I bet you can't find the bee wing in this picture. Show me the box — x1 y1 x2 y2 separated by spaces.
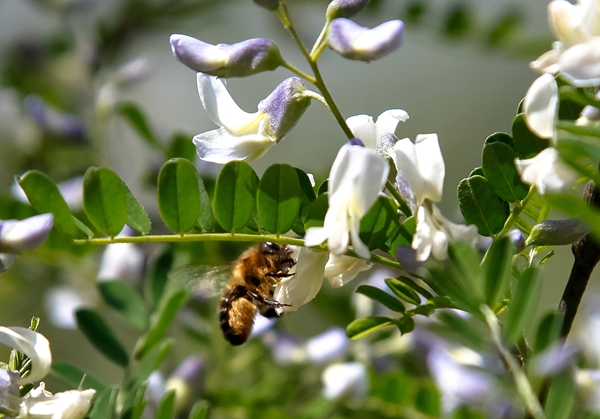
168 264 232 298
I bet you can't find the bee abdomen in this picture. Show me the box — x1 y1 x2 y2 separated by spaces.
219 285 256 346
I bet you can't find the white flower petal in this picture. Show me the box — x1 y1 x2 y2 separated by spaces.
524 74 558 140
304 226 330 248
273 248 328 311
374 109 409 141
192 127 275 163
345 114 377 149
196 73 265 134
548 0 589 46
20 383 96 419
515 147 579 194
394 134 445 204
530 47 562 74
324 254 372 288
322 362 368 400
0 327 51 384
560 37 600 87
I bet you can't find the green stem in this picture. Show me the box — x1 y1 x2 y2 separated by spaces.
481 305 546 419
386 179 412 217
281 61 316 84
72 233 403 271
498 187 536 237
309 20 330 61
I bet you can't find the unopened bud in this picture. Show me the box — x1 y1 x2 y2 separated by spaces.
348 138 365 147
526 218 590 247
252 0 279 10
0 254 15 274
328 18 404 61
170 34 283 78
0 214 54 253
326 0 370 19
257 77 311 139
507 229 526 253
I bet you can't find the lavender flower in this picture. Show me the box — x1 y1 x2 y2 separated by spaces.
328 18 404 61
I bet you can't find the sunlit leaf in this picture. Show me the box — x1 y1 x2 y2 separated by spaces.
346 316 393 339
356 285 406 313
88 385 119 419
385 277 422 305
75 309 129 367
359 196 399 251
257 164 301 235
123 183 151 235
213 161 259 233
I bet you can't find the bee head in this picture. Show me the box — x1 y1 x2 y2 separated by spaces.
259 242 281 254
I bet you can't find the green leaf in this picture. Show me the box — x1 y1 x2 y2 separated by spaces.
317 180 328 195
447 241 485 302
304 193 328 230
533 311 564 354
118 102 162 151
75 308 129 367
356 285 406 313
359 196 399 251
130 339 173 385
88 385 119 419
385 277 422 305
469 167 485 178
396 316 415 334
51 362 105 391
291 168 317 236
146 246 174 308
257 164 301 234
545 369 575 419
156 390 176 419
129 384 148 419
512 113 548 159
158 158 202 233
189 401 209 419
505 266 542 344
196 173 214 232
484 132 515 149
482 142 529 202
17 170 91 239
458 175 509 236
346 316 393 339
83 167 128 237
167 133 196 161
134 289 190 359
123 183 151 235
98 281 149 330
213 161 259 233
483 236 515 308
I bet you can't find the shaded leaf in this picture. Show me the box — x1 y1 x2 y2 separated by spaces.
156 390 176 419
484 132 515 149
291 168 317 236
167 133 196 161
123 183 151 235
458 175 509 236
213 161 259 233
483 236 515 308
482 142 529 202
130 339 173 386
189 401 209 419
75 308 129 367
545 369 575 419
512 113 548 159
118 102 162 151
51 362 105 391
304 193 328 230
396 316 415 334
359 196 399 251
98 280 149 330
88 386 119 419
534 311 564 355
356 285 406 313
257 164 301 234
83 167 128 237
505 266 542 344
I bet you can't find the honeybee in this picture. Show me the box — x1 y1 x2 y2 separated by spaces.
219 242 296 345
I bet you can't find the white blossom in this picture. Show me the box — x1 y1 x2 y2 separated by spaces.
523 74 559 140
304 143 389 259
0 327 51 385
321 362 368 400
345 109 408 151
515 147 579 194
323 253 371 288
18 383 95 419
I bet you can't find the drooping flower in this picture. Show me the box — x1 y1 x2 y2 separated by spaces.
0 214 53 254
515 147 579 194
328 18 404 61
321 362 368 400
393 134 477 261
193 74 312 163
170 35 284 78
523 73 559 140
18 383 95 419
326 0 370 19
0 327 51 384
304 143 389 259
323 254 371 288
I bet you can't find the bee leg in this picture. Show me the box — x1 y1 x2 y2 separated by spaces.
248 291 292 308
265 272 295 279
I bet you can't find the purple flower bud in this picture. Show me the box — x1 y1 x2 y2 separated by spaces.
348 138 365 146
252 0 279 11
328 18 404 61
257 77 311 139
170 34 283 78
0 369 19 415
0 214 53 253
507 229 525 253
526 218 590 247
326 0 370 19
24 95 86 142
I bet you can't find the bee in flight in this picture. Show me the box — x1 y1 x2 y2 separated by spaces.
219 242 296 346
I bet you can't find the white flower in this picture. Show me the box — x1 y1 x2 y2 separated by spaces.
523 74 559 140
193 74 311 163
321 362 368 400
345 109 408 151
0 327 51 384
323 254 371 288
394 134 477 261
304 144 389 259
393 134 445 205
515 147 579 194
272 247 329 312
18 383 95 419
413 203 477 262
